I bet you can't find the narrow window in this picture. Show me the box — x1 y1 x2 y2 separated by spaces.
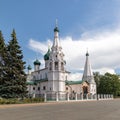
43 86 46 90
33 87 35 90
61 62 64 70
38 87 40 91
49 62 52 70
55 62 58 70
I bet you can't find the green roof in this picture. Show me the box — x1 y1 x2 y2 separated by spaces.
34 59 41 65
54 27 59 32
86 51 89 56
26 81 36 85
27 80 83 86
27 65 32 70
44 48 50 60
26 79 48 85
65 80 83 85
34 79 48 83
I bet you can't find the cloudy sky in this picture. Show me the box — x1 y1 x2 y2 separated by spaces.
0 0 120 79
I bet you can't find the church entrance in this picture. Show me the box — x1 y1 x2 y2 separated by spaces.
83 86 88 99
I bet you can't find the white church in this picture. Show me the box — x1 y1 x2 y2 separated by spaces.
27 23 96 100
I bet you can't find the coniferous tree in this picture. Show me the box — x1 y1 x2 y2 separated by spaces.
5 29 27 98
0 31 8 97
0 31 5 79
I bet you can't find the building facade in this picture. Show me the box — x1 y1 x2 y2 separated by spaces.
27 24 96 100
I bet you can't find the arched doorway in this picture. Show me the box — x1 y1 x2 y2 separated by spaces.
83 86 88 99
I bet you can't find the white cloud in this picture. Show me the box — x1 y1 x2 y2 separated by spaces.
94 68 115 75
28 28 120 80
68 72 83 81
28 39 52 55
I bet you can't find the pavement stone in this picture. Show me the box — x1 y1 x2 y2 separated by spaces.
0 99 120 120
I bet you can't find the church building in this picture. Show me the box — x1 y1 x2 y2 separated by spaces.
27 23 96 100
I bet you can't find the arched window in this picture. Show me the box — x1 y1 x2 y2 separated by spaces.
43 86 46 90
38 87 40 91
83 86 88 94
33 87 35 90
61 62 64 70
55 62 58 70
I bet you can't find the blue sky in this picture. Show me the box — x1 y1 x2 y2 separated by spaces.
0 0 120 77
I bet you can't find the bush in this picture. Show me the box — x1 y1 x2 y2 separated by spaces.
23 98 44 103
0 97 44 104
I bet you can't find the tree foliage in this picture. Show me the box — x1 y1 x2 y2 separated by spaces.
0 31 8 97
0 30 27 98
93 72 100 94
94 72 120 97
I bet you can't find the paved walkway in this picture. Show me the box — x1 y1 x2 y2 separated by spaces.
0 99 120 120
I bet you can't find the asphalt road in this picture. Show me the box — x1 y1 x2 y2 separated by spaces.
0 99 120 120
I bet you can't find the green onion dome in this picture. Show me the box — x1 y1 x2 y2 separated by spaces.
44 48 50 61
27 65 32 70
34 59 41 65
86 52 89 56
54 26 59 32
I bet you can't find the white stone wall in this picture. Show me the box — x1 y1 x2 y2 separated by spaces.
66 84 82 94
90 83 96 95
52 80 59 91
47 81 54 91
31 68 48 81
66 82 91 95
27 85 36 95
28 82 48 95
39 82 48 94
34 65 40 71
58 80 65 92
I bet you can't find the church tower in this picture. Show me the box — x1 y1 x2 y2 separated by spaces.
47 22 66 96
82 51 96 95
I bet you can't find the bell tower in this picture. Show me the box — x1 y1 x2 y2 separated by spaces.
47 21 66 95
49 21 65 72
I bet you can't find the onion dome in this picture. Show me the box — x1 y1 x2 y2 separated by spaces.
34 59 41 65
44 48 50 61
27 65 32 70
54 19 59 32
54 26 59 32
86 52 89 56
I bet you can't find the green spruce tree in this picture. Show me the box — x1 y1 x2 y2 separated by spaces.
0 31 5 80
6 29 27 98
0 31 8 98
